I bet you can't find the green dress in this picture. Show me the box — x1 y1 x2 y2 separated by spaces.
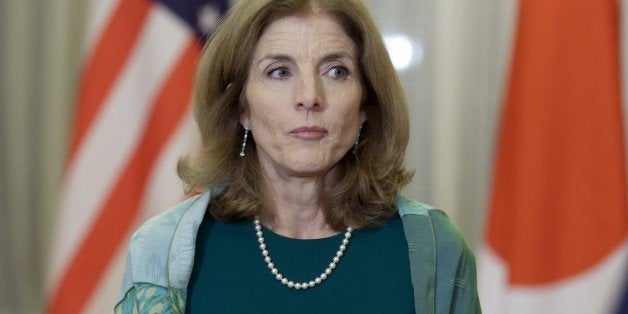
186 216 415 313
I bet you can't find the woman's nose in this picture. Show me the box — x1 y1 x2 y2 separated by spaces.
294 72 324 111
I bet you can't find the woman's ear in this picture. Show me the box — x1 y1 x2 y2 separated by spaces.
359 111 367 125
238 84 250 130
239 112 250 130
237 83 251 130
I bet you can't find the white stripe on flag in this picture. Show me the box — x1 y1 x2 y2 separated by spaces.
83 0 121 54
479 240 628 314
137 110 198 222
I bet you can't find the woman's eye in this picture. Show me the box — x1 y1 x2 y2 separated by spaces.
328 66 349 78
268 67 290 79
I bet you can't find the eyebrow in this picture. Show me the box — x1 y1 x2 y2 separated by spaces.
257 54 295 66
321 52 354 62
256 51 356 67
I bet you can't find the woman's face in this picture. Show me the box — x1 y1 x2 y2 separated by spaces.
242 14 365 179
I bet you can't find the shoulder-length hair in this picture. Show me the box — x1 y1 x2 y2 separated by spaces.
178 0 413 230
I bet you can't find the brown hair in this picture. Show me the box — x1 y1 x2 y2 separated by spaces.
178 0 413 230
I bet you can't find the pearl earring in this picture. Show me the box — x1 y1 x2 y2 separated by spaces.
239 128 249 157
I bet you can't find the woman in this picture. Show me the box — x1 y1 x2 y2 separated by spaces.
115 0 481 313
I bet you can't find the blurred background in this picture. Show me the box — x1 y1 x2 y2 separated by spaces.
0 0 626 313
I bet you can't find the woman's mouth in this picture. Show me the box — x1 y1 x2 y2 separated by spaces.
290 126 328 140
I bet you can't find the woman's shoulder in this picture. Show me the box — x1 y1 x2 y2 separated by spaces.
132 191 209 239
395 195 471 255
395 194 436 217
124 190 211 288
395 195 480 312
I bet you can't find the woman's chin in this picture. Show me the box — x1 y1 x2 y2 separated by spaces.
283 165 333 178
256 148 348 179
276 159 339 179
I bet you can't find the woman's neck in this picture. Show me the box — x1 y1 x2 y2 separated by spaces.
259 173 338 239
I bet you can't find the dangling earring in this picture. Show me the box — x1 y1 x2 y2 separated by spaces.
239 128 249 157
353 124 362 155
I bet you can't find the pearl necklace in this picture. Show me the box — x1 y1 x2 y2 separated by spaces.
253 219 353 290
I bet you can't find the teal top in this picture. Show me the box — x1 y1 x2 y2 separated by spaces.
115 190 481 314
186 216 414 313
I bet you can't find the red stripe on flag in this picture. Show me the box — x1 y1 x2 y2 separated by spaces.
487 0 627 285
68 0 152 163
47 40 200 313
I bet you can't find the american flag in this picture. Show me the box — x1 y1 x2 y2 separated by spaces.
46 0 228 312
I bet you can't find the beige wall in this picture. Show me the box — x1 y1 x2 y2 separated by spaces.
364 0 517 245
1 0 87 311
